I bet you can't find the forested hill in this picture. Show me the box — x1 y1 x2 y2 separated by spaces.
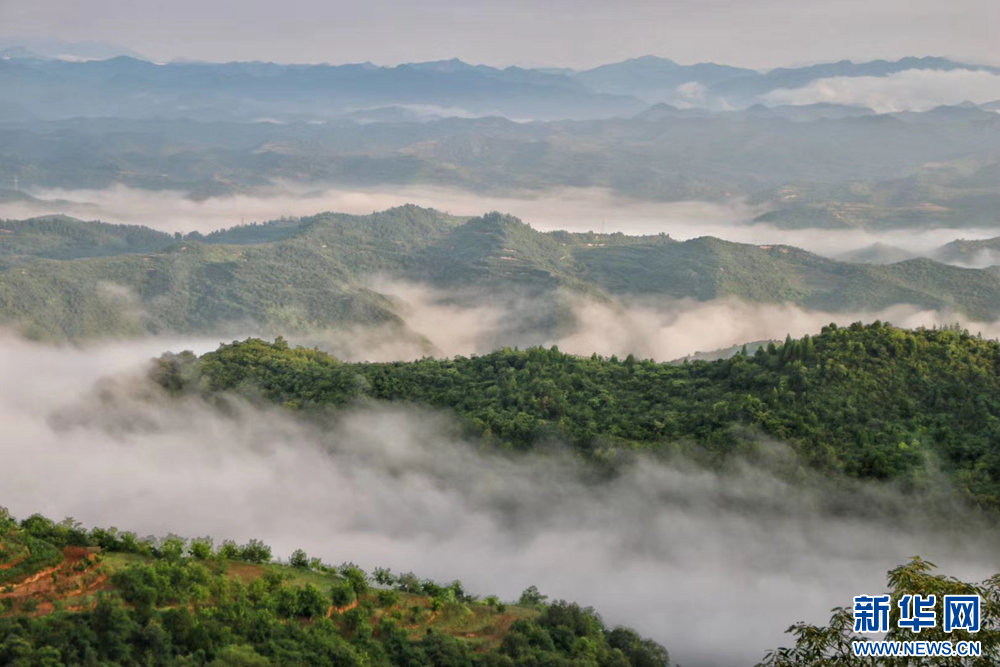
159 323 1000 509
5 207 1000 340
0 214 173 269
0 509 670 667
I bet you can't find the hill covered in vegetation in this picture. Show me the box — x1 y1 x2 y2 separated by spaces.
4 208 1000 340
0 508 669 667
745 158 1000 231
934 236 1000 267
0 215 174 269
157 323 1000 510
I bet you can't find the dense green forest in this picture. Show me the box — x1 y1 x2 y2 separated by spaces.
158 323 1000 510
3 207 1000 340
0 509 669 667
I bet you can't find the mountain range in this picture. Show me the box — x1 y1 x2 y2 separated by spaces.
1 50 997 121
3 207 1000 342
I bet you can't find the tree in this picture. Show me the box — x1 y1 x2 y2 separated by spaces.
218 540 240 560
340 565 369 597
758 558 1000 666
396 572 422 593
518 585 548 607
609 627 670 667
0 507 15 535
159 535 186 561
373 567 395 586
239 539 272 564
289 549 309 569
189 537 214 560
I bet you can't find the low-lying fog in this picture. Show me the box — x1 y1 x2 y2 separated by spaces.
4 297 1000 666
297 284 1000 363
3 184 998 260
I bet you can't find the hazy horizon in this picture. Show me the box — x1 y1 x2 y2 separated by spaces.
2 0 997 69
2 40 998 72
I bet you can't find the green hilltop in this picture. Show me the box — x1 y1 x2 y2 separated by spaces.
0 214 174 269
159 323 1000 510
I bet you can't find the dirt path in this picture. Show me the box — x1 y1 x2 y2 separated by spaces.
1 563 64 592
0 552 29 571
327 598 360 618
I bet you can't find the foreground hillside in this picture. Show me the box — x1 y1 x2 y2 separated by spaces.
159 323 1000 509
4 208 1000 340
0 509 669 667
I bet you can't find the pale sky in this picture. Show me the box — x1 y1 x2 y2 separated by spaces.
0 0 997 69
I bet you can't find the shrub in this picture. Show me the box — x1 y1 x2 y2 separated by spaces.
189 537 214 560
330 581 356 608
297 584 329 618
377 589 400 607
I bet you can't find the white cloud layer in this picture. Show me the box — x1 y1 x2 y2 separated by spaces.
0 184 752 237
763 68 1000 112
306 282 1000 363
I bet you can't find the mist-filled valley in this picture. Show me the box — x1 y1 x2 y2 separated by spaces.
3 5 1000 666
3 332 1000 667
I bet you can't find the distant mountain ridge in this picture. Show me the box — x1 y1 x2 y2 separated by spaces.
0 55 645 122
569 55 758 101
0 51 995 121
709 56 1000 101
0 38 145 61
